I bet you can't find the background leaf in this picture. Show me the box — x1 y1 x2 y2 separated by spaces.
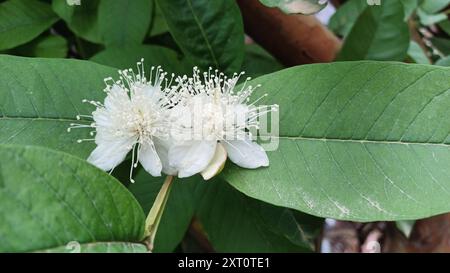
259 0 327 15
407 41 430 64
128 171 200 253
0 145 145 252
436 56 450 66
41 242 147 253
52 0 102 44
328 0 367 37
419 0 450 14
156 0 245 74
148 3 169 37
97 0 152 47
8 35 68 58
52 0 152 47
395 220 415 238
242 44 284 79
338 1 410 61
0 0 58 51
439 20 450 36
400 0 419 21
431 37 450 56
417 8 447 26
197 178 322 252
90 45 192 74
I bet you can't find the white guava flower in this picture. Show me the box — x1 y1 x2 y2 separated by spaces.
168 67 278 179
68 61 179 181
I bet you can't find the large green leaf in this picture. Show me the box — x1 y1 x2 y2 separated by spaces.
0 55 117 158
197 178 322 252
52 0 152 47
223 61 450 222
0 0 58 51
0 145 145 252
156 0 244 74
338 1 410 61
259 0 327 15
90 45 192 74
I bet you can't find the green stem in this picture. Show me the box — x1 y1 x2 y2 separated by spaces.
144 175 174 252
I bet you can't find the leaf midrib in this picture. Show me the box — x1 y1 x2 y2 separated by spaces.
2 116 448 147
276 136 450 147
185 0 220 68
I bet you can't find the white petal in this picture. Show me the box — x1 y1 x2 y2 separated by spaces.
104 84 130 111
168 105 193 142
87 139 133 171
200 142 227 180
222 139 269 169
139 142 162 177
169 140 217 178
153 137 178 176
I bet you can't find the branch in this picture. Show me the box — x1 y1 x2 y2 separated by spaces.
237 0 342 66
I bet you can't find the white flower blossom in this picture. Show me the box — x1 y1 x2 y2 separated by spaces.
68 60 179 181
168 67 278 179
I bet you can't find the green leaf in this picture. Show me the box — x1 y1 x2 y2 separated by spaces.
328 0 367 37
197 178 322 252
0 55 117 158
128 171 200 253
156 0 245 74
8 35 68 58
407 40 430 64
52 0 152 47
400 0 419 21
242 44 284 79
395 220 415 238
417 8 447 26
90 45 192 74
420 0 450 14
0 145 145 252
223 61 450 222
97 0 152 47
40 242 147 253
338 1 410 61
259 0 327 15
435 56 450 66
0 0 58 51
52 0 101 43
439 20 450 36
149 3 169 37
431 37 450 56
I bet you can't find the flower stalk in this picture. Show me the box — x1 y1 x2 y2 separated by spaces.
144 175 174 252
